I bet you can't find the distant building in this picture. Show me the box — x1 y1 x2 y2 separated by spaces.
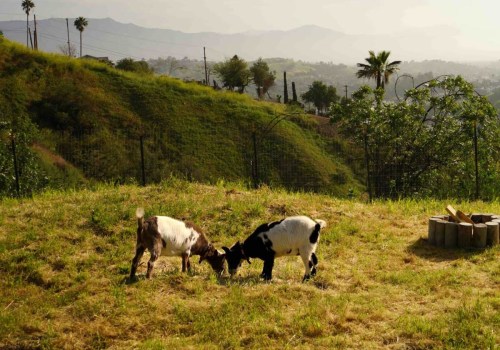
80 55 112 64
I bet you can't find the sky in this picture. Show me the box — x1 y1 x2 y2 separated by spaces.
0 0 497 35
2 0 500 60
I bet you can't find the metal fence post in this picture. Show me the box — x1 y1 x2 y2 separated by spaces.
11 133 20 197
140 135 146 186
364 130 372 202
473 120 479 200
252 131 258 189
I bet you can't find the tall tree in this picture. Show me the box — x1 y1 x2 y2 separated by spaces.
21 0 35 48
356 50 401 89
250 58 276 99
302 81 339 115
74 17 88 58
331 76 500 199
115 58 153 75
213 55 251 93
292 82 297 103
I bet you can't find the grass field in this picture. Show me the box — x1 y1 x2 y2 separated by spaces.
0 180 498 349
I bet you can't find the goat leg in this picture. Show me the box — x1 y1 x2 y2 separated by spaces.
181 253 190 272
260 256 274 280
130 246 145 279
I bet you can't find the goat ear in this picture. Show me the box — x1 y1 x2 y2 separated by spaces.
222 246 231 255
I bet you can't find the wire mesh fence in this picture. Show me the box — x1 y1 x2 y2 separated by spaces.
0 117 498 200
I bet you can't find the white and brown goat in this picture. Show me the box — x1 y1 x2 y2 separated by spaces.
130 208 225 279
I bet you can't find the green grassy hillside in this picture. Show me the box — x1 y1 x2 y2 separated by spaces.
0 181 498 349
0 38 362 197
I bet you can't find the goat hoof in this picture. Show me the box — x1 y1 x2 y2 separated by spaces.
302 274 311 282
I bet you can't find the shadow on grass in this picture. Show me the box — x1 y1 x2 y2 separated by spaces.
216 274 265 286
121 266 325 288
122 275 145 285
406 237 488 262
122 267 214 285
215 274 328 289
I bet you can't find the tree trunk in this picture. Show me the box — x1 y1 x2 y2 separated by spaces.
472 224 487 248
80 31 82 57
26 14 29 48
458 223 473 248
428 218 440 245
485 222 499 246
444 222 458 248
435 220 446 247
283 71 288 104
481 214 494 223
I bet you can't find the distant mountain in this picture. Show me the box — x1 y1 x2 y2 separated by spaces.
2 17 498 63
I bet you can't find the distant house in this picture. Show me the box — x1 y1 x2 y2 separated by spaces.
80 55 112 64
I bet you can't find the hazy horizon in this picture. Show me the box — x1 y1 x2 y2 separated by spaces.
2 0 498 35
2 0 500 62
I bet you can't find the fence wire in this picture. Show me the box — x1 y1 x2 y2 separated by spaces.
0 117 497 200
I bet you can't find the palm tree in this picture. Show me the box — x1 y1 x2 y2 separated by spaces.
21 0 35 48
74 17 88 57
356 50 401 89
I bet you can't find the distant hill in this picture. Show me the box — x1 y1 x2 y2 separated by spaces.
3 17 500 63
149 56 500 104
4 17 500 107
0 38 363 196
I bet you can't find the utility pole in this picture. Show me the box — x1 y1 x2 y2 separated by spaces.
28 27 34 49
344 85 348 99
33 14 38 50
66 18 71 57
203 47 208 86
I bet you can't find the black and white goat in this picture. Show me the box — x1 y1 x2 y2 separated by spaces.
222 216 326 281
130 208 225 280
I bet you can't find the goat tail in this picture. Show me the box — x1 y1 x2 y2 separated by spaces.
136 207 145 232
315 219 327 229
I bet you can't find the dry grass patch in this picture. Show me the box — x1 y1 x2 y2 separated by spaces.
0 181 499 349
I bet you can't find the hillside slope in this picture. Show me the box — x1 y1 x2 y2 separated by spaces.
0 38 362 197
